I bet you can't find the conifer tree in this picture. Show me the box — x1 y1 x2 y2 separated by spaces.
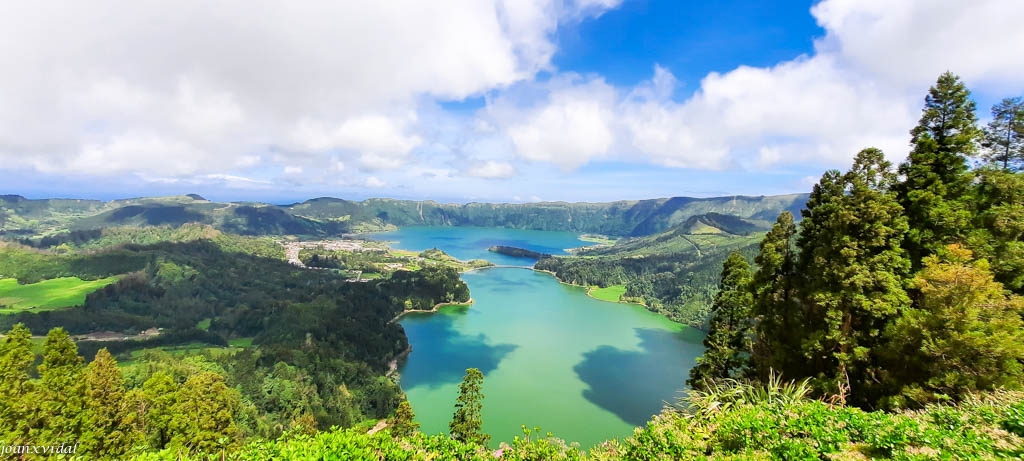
883 245 1024 406
82 348 138 459
896 72 981 265
968 167 1024 292
688 251 753 388
981 97 1024 170
796 148 911 404
0 324 35 444
449 368 489 446
389 399 420 439
140 371 178 449
749 212 799 380
34 327 87 445
169 371 240 453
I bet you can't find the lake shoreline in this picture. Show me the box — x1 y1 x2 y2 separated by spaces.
533 268 649 309
389 298 475 324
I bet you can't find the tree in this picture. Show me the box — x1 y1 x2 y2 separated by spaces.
967 167 1024 292
389 399 420 439
34 327 87 445
688 251 753 388
449 368 489 446
82 348 138 459
168 371 241 454
896 72 981 265
981 97 1024 170
749 212 799 380
139 371 178 449
796 149 911 404
883 245 1024 407
0 324 35 444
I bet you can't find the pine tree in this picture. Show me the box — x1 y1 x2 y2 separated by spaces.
688 251 753 389
749 212 799 380
82 348 138 459
981 97 1024 170
796 148 911 404
34 327 87 445
0 324 35 444
883 245 1024 407
449 368 489 446
896 72 981 265
389 399 420 439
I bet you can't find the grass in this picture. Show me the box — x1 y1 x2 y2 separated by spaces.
196 318 212 330
228 337 254 348
588 284 627 302
0 276 119 313
579 234 617 246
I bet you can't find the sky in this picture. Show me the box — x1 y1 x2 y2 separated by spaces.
1 0 1022 204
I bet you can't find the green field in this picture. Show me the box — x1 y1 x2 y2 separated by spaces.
0 276 119 313
588 284 627 302
228 337 254 348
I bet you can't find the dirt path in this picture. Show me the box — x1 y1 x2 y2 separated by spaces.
366 419 388 435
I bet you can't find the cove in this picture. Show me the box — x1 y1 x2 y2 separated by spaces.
372 227 705 448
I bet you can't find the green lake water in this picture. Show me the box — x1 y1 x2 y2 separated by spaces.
373 227 705 448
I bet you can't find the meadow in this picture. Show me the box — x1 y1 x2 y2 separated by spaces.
587 284 627 302
0 276 118 313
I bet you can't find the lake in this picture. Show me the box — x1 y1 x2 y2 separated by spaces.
372 226 705 448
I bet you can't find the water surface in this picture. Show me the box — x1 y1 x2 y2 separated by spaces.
374 227 704 448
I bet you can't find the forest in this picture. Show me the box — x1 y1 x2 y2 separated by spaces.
0 226 472 457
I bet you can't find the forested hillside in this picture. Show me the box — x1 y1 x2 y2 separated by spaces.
538 223 764 327
1 193 806 240
0 229 472 457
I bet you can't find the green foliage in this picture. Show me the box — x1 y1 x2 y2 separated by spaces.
882 245 1024 407
749 212 800 380
0 323 35 444
450 368 490 446
537 231 762 328
896 72 980 265
615 381 1024 460
388 399 420 439
82 348 139 459
981 96 1024 170
792 148 911 403
33 328 87 445
969 167 1024 292
168 371 241 453
688 251 753 388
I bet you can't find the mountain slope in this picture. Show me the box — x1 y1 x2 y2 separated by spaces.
1 193 807 239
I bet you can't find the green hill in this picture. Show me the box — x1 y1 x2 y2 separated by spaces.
1 193 807 240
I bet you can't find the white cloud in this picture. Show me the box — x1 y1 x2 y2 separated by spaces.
365 176 387 188
2 0 1021 196
498 76 618 168
487 0 1024 171
0 0 619 177
465 160 518 178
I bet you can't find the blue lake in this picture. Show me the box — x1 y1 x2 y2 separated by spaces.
370 226 704 448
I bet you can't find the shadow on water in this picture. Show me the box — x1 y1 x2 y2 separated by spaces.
574 327 704 426
399 312 518 391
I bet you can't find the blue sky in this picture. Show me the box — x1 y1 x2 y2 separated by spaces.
1 0 1021 204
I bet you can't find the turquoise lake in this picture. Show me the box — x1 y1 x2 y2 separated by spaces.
371 227 705 448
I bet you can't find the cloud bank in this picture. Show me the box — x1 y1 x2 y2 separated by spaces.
0 0 1021 198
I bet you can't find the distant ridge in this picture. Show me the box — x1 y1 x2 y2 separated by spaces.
1 193 808 239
